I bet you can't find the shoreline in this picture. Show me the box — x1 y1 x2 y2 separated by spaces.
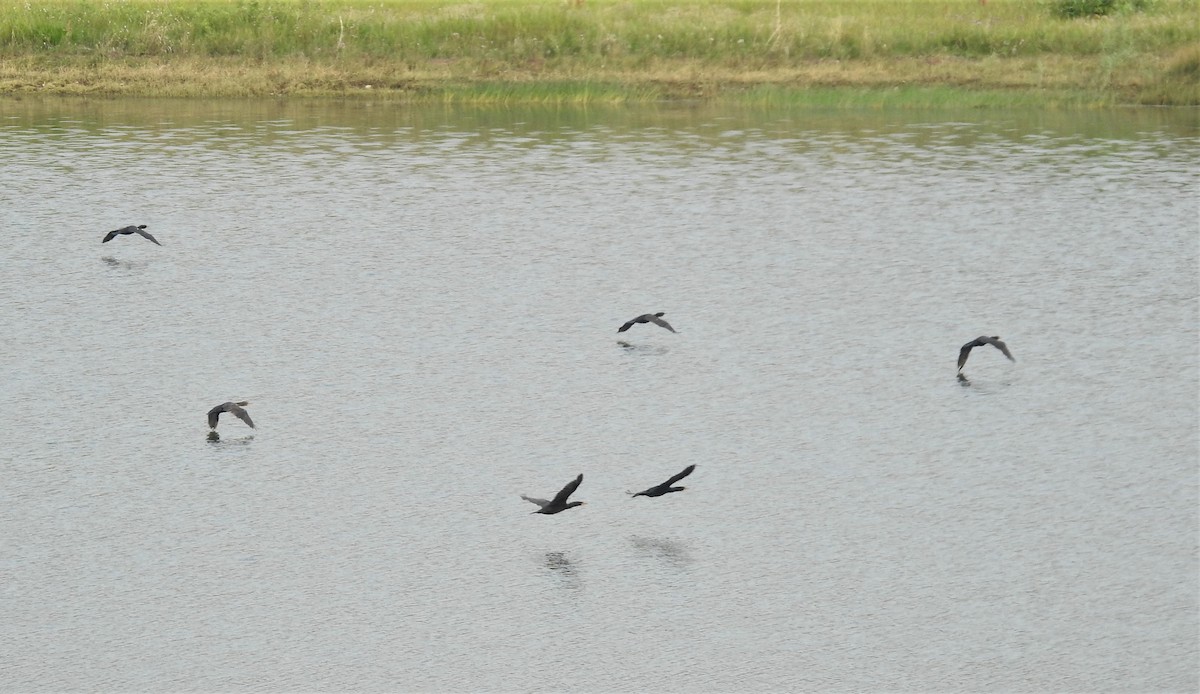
2 0 1197 106
3 55 1195 107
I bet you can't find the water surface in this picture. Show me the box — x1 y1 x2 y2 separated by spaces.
1 97 1196 691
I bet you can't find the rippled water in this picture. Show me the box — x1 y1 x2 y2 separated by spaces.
1 98 1196 691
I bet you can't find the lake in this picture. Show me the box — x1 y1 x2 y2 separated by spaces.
1 97 1196 691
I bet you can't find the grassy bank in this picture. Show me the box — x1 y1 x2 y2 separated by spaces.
1 0 1197 105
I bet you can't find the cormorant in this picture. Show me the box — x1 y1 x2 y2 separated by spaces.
958 336 1014 371
629 464 695 498
522 474 585 514
207 401 254 430
102 225 161 246
618 312 675 333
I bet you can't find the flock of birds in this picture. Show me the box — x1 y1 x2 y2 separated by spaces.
105 224 1017 517
519 464 699 516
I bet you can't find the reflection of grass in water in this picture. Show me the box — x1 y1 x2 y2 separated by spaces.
728 84 1115 109
0 0 1196 104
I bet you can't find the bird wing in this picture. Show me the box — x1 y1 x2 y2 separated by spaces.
649 316 676 332
957 343 973 370
520 495 550 508
663 464 696 486
102 228 122 243
229 404 255 428
991 339 1015 362
550 474 583 506
618 319 636 333
136 228 162 246
207 405 223 428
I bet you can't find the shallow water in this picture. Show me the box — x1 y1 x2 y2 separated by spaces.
1 97 1196 691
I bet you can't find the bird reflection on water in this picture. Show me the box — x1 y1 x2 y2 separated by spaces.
206 431 255 445
101 256 142 270
543 552 581 590
630 536 692 567
617 341 670 355
956 371 1019 391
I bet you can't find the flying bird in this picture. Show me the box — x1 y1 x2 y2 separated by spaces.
957 336 1015 371
522 474 585 515
618 312 675 333
629 464 696 498
102 225 162 246
207 401 254 430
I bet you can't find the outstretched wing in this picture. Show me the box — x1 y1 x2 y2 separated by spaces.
618 319 636 333
649 316 676 333
663 464 696 486
207 405 223 429
957 342 973 370
228 403 255 428
990 338 1015 362
102 228 123 243
520 495 550 508
550 474 583 506
136 228 163 246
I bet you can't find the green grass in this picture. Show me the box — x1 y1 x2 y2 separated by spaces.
0 0 1197 104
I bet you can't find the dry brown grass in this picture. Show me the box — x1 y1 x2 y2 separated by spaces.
1 0 1196 104
0 53 1179 103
